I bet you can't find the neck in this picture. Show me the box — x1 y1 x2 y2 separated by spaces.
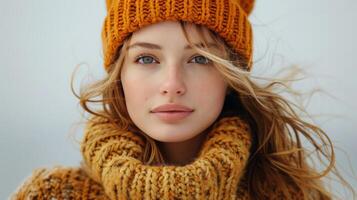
157 126 212 166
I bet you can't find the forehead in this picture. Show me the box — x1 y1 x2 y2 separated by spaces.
130 20 215 45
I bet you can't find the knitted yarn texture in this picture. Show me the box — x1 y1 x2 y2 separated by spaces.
10 115 306 199
80 115 252 199
102 0 255 72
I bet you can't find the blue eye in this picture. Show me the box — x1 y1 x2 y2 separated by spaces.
134 54 211 65
191 55 211 65
135 55 158 65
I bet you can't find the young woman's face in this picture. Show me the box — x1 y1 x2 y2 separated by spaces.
121 21 228 142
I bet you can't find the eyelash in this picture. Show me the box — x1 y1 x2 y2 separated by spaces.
134 54 212 65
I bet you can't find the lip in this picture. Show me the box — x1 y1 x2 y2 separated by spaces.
150 103 194 123
151 103 194 113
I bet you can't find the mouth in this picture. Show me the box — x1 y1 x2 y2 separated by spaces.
153 111 190 113
150 110 193 122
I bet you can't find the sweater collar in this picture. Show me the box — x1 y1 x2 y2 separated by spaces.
80 115 252 199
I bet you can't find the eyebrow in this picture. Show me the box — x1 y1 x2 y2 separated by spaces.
127 42 220 50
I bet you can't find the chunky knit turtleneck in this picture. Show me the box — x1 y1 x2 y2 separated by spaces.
80 115 252 199
11 115 304 199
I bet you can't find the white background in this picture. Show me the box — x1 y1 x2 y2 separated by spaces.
1 0 356 199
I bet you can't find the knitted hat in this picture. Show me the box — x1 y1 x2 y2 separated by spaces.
102 0 255 72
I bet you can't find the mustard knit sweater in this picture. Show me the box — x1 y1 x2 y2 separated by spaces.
11 115 302 199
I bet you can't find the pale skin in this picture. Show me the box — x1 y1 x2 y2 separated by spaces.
120 20 228 166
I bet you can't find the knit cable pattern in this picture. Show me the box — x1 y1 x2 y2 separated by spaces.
80 115 252 199
102 0 255 72
10 115 306 199
10 166 110 200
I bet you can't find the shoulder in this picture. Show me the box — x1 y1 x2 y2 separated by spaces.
10 165 109 200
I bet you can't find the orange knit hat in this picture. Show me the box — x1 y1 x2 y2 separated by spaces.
102 0 255 72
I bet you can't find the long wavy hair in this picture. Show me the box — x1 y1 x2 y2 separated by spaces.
71 20 356 199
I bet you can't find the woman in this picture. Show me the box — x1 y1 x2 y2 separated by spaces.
11 0 355 199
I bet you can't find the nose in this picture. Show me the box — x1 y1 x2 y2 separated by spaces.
159 65 186 96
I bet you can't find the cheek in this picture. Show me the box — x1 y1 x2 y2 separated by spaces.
124 82 143 101
193 73 227 111
121 70 153 111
